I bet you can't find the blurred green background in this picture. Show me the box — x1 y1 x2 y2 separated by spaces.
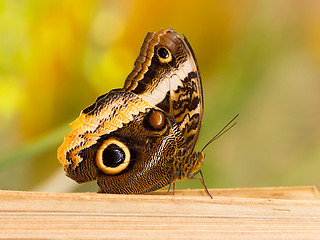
0 0 319 193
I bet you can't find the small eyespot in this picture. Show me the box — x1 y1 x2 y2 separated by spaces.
144 109 167 131
157 47 172 63
158 47 169 59
96 138 130 175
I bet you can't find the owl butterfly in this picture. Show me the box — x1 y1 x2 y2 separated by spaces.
58 28 213 197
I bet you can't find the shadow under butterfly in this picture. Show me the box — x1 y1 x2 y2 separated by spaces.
57 28 238 198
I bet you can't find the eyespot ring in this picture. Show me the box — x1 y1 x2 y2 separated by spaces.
96 138 130 175
157 47 172 63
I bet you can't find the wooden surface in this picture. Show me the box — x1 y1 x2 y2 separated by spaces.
1 186 320 239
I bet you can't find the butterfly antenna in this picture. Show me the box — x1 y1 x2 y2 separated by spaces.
201 114 239 152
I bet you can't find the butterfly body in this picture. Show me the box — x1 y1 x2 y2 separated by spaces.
58 28 205 194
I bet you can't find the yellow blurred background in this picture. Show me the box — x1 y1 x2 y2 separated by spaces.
0 0 320 193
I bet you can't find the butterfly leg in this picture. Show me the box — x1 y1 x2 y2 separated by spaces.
187 170 213 199
166 171 176 196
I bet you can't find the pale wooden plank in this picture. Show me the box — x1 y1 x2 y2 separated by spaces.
0 187 320 239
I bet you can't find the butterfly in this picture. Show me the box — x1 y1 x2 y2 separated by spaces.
58 28 214 197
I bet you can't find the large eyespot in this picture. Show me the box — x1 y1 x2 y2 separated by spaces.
96 138 130 175
143 109 167 131
157 47 172 63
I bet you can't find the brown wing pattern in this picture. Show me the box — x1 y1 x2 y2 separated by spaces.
57 29 204 194
124 28 203 152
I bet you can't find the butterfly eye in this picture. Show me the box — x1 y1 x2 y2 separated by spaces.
157 47 172 63
96 138 130 175
144 109 167 131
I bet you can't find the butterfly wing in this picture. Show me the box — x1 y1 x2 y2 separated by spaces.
124 28 203 152
57 29 203 194
58 89 181 193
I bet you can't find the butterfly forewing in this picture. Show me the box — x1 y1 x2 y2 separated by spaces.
123 28 203 152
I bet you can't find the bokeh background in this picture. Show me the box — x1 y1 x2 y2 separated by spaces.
1 0 320 193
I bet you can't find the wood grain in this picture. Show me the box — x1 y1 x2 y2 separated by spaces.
1 186 320 239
